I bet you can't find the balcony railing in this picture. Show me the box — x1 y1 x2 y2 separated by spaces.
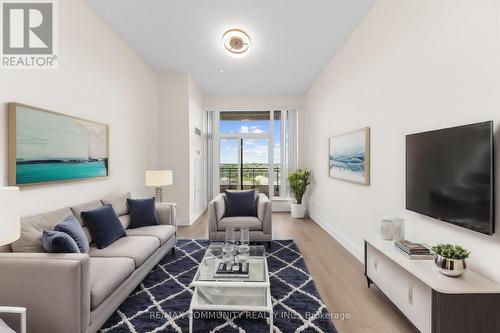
220 166 280 196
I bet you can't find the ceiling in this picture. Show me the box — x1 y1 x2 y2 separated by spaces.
82 0 376 96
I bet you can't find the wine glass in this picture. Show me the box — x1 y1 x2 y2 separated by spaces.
223 227 236 267
225 227 236 250
237 228 250 263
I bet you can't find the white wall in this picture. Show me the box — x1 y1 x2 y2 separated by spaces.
157 73 206 225
301 0 500 282
157 73 190 223
0 0 159 216
188 77 206 222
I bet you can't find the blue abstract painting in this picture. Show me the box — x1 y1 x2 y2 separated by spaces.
9 103 109 186
329 127 370 185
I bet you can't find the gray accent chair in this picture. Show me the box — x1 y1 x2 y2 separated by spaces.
208 192 272 245
0 193 177 333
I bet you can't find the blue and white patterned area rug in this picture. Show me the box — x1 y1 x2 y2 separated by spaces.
99 240 337 333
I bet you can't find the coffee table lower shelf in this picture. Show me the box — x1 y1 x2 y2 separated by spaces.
188 285 273 333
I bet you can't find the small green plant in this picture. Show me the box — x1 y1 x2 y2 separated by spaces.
287 169 312 205
432 244 470 260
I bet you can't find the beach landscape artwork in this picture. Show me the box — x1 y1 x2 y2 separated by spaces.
8 103 109 186
329 127 370 185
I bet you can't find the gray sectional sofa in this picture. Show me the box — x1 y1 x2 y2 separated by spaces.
0 193 177 333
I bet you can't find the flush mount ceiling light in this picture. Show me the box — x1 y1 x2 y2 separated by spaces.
222 29 251 58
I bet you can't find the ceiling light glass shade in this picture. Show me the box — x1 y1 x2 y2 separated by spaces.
222 29 251 58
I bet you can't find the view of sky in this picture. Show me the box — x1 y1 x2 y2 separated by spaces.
220 119 281 164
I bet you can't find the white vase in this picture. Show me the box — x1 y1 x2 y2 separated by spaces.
380 219 394 240
392 218 405 241
291 203 305 218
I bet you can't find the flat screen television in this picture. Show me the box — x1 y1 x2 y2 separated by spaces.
406 121 494 235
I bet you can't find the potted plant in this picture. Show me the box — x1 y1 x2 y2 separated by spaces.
432 243 470 277
287 168 312 218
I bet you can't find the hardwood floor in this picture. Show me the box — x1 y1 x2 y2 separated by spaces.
178 212 417 333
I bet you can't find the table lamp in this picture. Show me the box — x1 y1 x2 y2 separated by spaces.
146 170 173 202
0 187 20 246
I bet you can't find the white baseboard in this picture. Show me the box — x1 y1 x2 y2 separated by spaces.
308 210 364 263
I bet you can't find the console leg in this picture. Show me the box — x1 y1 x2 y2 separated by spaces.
366 276 372 288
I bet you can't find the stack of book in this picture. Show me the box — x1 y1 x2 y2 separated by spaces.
395 240 434 260
214 261 250 278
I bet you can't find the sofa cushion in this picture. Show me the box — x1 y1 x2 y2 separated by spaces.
70 200 103 243
89 257 135 310
89 236 160 268
81 205 126 249
41 230 81 253
54 215 89 253
70 200 103 225
218 216 263 231
225 190 257 217
12 207 73 253
118 214 131 229
126 225 175 245
101 192 131 216
127 198 159 229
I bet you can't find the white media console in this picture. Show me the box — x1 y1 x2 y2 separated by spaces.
364 238 500 333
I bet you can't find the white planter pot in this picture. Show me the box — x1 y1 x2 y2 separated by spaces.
290 203 305 218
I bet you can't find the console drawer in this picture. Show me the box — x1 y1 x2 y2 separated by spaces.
366 243 432 333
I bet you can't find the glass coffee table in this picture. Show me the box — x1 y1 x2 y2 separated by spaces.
188 244 272 333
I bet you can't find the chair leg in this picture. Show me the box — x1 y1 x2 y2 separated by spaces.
171 247 176 255
267 241 272 249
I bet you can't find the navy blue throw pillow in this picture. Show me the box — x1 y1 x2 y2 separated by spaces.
225 190 257 217
54 215 89 253
127 197 159 229
81 205 126 249
42 230 81 253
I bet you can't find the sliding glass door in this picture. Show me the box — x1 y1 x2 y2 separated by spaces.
219 138 270 196
242 138 269 194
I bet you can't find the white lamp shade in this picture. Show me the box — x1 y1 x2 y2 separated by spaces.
146 170 173 187
0 187 20 246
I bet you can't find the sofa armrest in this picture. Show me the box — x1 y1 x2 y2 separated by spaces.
212 194 226 221
208 194 226 234
0 253 90 333
155 202 177 229
257 193 272 235
208 202 217 234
